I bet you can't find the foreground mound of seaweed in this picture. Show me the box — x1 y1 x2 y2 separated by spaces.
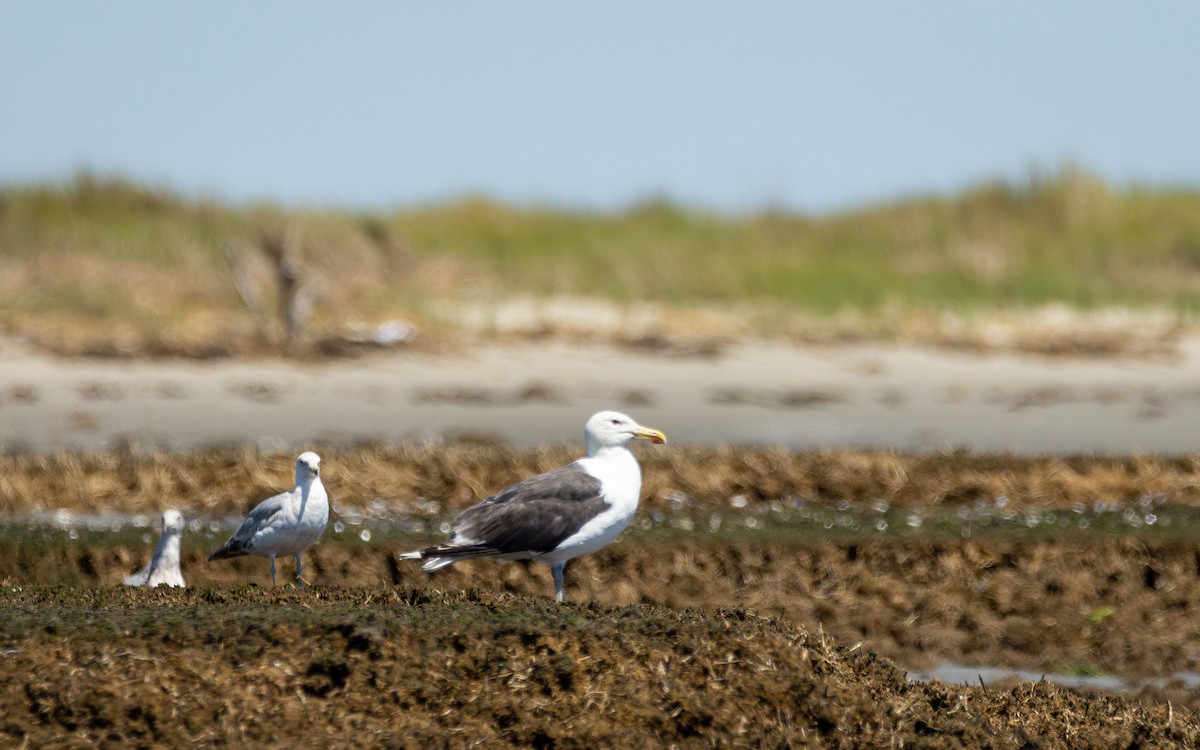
0 587 1193 748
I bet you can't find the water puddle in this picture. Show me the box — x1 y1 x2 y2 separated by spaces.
908 663 1200 695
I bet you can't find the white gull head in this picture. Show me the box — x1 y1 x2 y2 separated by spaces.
161 509 185 536
583 411 667 456
295 451 321 485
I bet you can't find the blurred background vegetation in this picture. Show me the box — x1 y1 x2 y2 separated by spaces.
1 169 1198 357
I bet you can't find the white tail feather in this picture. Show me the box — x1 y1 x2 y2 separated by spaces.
398 549 456 571
420 557 455 572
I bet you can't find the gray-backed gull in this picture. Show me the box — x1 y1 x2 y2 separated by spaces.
208 451 329 586
124 509 186 588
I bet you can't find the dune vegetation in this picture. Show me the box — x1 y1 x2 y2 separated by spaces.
1 169 1199 356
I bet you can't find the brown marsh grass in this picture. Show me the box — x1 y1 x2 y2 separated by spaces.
3 444 1199 518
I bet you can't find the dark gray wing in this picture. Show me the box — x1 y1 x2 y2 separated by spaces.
445 462 608 555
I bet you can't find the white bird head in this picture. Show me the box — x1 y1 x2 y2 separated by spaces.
161 509 185 535
583 411 667 455
295 452 322 483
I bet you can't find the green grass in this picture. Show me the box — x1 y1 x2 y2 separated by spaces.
3 168 1200 352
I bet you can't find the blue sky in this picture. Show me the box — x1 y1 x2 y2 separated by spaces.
2 2 1198 214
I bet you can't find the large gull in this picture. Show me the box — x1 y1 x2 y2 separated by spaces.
401 410 666 601
208 451 329 586
123 509 186 588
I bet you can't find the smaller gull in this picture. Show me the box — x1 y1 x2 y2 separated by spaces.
208 451 329 586
401 411 666 601
123 509 186 588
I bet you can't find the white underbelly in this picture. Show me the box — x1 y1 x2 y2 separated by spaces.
252 505 328 557
536 499 637 563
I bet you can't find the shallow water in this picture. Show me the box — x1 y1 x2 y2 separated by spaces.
8 494 1200 540
909 663 1200 694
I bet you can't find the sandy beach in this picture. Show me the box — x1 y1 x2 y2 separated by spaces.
1 335 1197 455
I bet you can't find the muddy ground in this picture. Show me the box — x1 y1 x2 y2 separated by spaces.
11 529 1200 687
3 447 1200 746
2 586 1196 749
